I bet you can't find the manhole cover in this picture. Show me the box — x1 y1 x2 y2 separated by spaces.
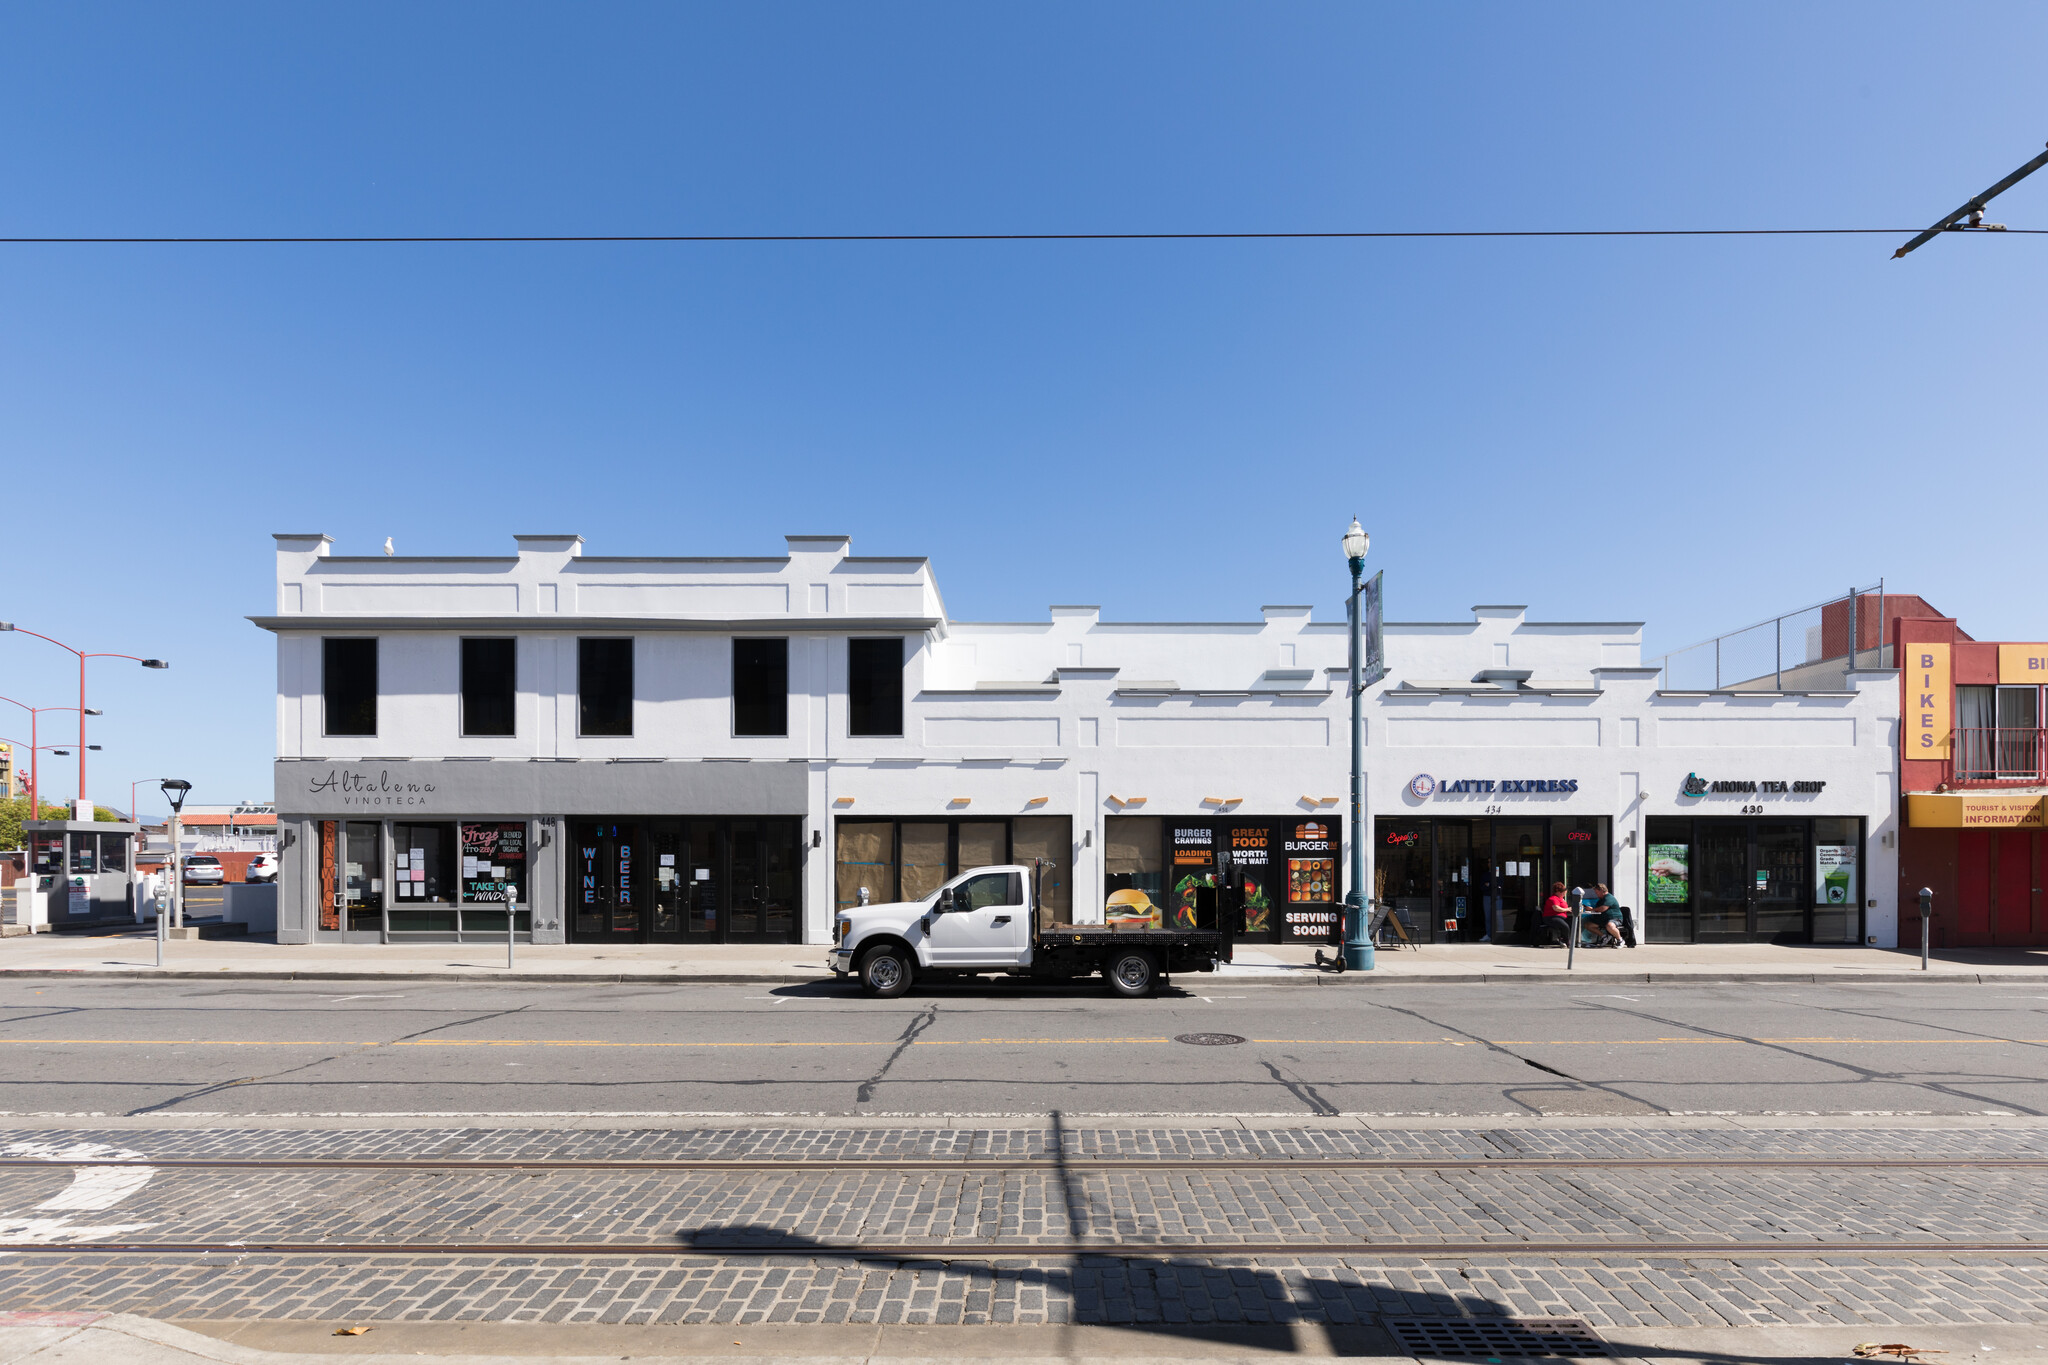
1383 1317 1611 1360
1173 1032 1246 1046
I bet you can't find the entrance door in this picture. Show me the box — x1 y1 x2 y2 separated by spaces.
343 821 385 936
570 821 642 940
1696 821 1809 941
726 820 799 942
1493 822 1545 944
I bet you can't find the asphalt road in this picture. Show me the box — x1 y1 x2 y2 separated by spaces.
4 976 2048 1117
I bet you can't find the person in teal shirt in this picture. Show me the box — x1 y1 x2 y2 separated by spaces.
1582 883 1625 947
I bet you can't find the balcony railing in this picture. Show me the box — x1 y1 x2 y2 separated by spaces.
1950 727 2048 787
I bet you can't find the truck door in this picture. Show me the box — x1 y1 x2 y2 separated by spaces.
927 869 1030 966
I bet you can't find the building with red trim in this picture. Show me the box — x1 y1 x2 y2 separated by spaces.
1894 603 2047 947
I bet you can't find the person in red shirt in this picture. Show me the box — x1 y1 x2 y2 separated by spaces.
1539 882 1571 947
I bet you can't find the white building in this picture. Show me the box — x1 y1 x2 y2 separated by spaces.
260 533 1901 949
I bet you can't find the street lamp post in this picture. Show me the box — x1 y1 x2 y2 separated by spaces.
0 623 167 811
1342 517 1376 972
0 697 95 818
159 780 191 964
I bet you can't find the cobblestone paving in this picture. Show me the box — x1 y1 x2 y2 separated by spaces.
5 1125 2048 1328
7 1123 2048 1163
4 1250 2048 1328
0 1162 2042 1249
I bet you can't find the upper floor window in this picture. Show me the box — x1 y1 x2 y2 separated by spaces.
848 637 904 737
733 638 789 738
578 637 634 737
323 638 378 736
461 638 517 737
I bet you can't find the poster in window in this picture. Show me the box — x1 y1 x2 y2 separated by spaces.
1169 826 1215 929
1282 821 1339 940
462 822 528 903
1224 826 1273 934
1815 845 1857 905
1647 844 1689 904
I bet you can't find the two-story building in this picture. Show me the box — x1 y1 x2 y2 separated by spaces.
259 532 1902 950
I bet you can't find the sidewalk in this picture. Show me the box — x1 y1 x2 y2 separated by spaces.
5 1311 2044 1365
1 928 2043 983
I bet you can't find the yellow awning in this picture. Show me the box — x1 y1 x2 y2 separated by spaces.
1907 792 2047 829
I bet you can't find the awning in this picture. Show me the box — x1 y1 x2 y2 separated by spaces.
1906 793 2047 829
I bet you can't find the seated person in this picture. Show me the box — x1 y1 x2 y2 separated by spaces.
1539 882 1571 946
1581 883 1625 947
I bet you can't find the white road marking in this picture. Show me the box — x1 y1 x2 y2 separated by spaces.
319 995 407 1003
0 1141 158 1249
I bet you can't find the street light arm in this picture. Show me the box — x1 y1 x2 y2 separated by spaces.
1894 143 2048 259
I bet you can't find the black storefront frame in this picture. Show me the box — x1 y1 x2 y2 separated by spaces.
1642 815 1865 945
1372 814 1613 945
568 816 802 944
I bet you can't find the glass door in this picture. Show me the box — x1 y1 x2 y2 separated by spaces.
1753 822 1808 940
1695 822 1751 937
343 821 385 934
568 821 643 941
1435 822 1474 941
685 821 723 938
1493 822 1545 944
725 820 800 941
650 821 684 941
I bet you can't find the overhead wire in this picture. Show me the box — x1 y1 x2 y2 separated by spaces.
0 227 2038 245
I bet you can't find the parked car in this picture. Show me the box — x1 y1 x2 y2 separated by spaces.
244 853 279 884
181 855 225 886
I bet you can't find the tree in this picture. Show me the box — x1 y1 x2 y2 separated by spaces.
0 796 74 851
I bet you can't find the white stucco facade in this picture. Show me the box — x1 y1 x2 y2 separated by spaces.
261 533 1901 949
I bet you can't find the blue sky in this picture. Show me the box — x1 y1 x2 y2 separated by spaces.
3 2 2045 816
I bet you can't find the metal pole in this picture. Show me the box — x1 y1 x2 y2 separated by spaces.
166 814 181 958
1774 613 1782 690
1919 887 1933 971
77 652 86 810
1344 556 1374 971
506 880 516 971
1847 588 1858 674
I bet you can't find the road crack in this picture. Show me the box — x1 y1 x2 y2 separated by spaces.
855 1003 937 1105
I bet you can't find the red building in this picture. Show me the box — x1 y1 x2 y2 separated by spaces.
1894 602 2047 947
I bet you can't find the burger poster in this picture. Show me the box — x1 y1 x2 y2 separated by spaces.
1170 826 1216 929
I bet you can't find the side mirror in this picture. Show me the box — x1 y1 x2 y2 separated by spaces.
937 888 956 913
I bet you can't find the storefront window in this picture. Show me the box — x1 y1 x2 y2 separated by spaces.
1811 817 1862 944
1644 816 1692 944
460 822 530 934
389 824 456 933
1105 816 1164 906
1550 817 1608 901
899 823 949 902
836 821 897 911
1377 820 1432 939
1010 816 1072 925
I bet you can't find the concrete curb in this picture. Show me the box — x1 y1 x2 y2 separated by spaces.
0 966 2028 986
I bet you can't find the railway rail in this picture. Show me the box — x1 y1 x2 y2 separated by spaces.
7 1155 2048 1172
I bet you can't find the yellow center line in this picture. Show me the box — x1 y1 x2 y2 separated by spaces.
0 1035 2039 1049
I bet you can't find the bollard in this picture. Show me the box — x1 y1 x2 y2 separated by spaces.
506 882 517 971
1919 887 1933 971
1566 909 1579 970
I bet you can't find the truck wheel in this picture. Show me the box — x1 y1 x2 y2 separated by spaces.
1106 950 1156 998
859 946 912 999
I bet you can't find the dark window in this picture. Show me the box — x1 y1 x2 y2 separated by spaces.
848 638 903 737
323 638 378 736
461 638 517 737
578 638 634 737
733 638 789 737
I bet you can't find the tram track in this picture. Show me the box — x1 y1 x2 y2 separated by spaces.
2 1235 2045 1259
5 1154 2048 1172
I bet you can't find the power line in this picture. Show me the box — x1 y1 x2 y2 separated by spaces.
0 226 2038 245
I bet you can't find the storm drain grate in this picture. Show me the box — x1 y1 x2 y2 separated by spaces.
1383 1317 1612 1360
1172 1032 1246 1046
